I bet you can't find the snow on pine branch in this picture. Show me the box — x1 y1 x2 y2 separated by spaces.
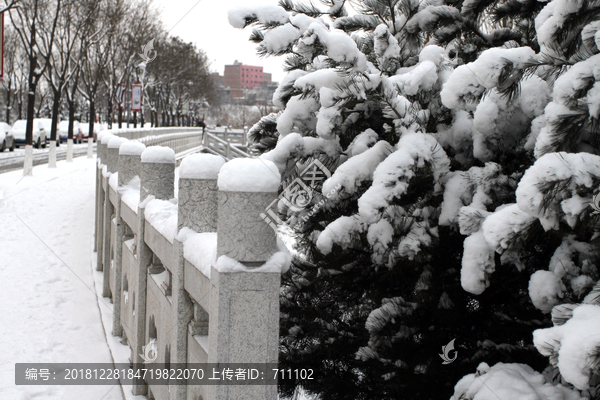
228 5 290 29
515 152 600 231
450 362 584 400
358 132 450 225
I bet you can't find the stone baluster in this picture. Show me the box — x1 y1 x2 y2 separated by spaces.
140 146 176 202
209 158 282 400
171 154 226 399
111 140 145 338
132 146 175 396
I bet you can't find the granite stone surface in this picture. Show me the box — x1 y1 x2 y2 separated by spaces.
217 191 278 262
119 154 141 186
140 162 174 202
178 178 218 233
107 146 120 173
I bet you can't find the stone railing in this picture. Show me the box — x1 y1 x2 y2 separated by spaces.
104 126 201 140
94 132 286 400
137 131 204 155
202 131 251 160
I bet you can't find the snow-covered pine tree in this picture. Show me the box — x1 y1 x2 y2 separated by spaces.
442 0 600 397
230 0 599 399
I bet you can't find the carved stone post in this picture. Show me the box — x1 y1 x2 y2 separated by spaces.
177 153 225 233
110 139 144 338
107 137 128 173
132 146 176 396
209 158 282 400
118 141 146 186
96 133 114 271
170 154 226 400
140 146 175 202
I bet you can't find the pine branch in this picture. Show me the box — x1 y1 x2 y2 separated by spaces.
249 28 264 44
334 15 380 32
460 0 498 20
279 0 325 18
284 54 310 72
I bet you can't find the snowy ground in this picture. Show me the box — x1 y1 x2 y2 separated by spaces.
0 156 123 400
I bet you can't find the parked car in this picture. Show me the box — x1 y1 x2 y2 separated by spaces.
80 122 101 142
12 119 47 148
36 118 60 147
0 122 15 152
58 121 83 144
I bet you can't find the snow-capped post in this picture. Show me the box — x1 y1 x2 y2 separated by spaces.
107 137 128 174
99 133 113 165
104 137 128 299
140 146 176 202
118 141 146 186
177 153 225 232
108 140 144 338
130 146 176 396
216 158 280 261
97 133 115 273
207 158 283 400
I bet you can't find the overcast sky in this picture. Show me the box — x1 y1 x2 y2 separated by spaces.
152 0 287 83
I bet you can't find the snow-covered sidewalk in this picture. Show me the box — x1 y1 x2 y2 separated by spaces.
0 157 123 400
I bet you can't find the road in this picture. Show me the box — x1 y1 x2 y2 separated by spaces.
0 142 96 173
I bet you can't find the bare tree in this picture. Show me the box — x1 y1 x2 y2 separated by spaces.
10 0 62 174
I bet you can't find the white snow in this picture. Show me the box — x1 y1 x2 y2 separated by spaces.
346 128 379 157
534 304 600 390
119 140 146 156
100 133 116 145
0 156 123 400
298 22 367 71
177 227 218 278
323 140 394 200
528 270 566 313
119 175 141 212
141 145 175 164
461 231 495 295
179 153 225 180
144 198 178 243
228 5 289 29
107 136 128 149
358 132 450 224
516 152 600 230
481 204 536 251
261 23 300 53
316 215 367 255
217 158 280 192
450 362 584 400
216 238 291 274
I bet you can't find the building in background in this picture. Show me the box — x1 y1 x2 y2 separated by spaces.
212 61 277 105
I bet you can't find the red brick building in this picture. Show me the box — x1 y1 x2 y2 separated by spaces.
224 61 265 95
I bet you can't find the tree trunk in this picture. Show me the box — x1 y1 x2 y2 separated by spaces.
118 105 123 128
50 90 60 142
89 100 95 139
5 80 11 124
107 97 112 129
67 100 75 162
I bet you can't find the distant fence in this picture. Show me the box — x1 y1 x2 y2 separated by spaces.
101 127 252 161
94 132 284 400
